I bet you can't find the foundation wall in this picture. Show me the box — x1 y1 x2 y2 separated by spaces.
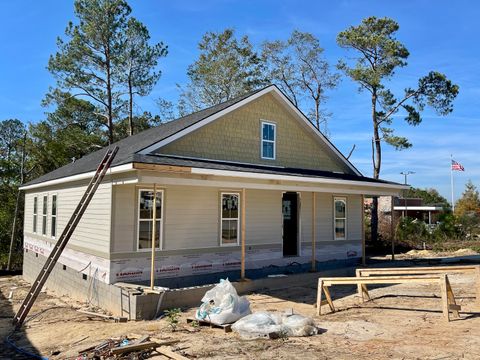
22 250 132 318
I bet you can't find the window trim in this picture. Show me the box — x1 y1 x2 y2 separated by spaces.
33 196 38 233
220 192 241 247
136 188 164 252
333 196 347 240
51 194 57 239
260 120 276 160
41 195 48 236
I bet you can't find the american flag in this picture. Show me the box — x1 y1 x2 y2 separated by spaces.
451 159 465 171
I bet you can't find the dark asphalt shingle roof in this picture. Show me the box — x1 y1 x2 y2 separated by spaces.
24 87 266 186
24 84 401 188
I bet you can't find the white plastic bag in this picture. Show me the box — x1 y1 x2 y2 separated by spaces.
232 311 318 339
195 279 251 325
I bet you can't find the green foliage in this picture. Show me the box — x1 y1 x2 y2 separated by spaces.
431 213 461 240
164 308 181 332
336 16 459 156
178 28 266 115
0 120 27 270
337 16 458 243
47 0 132 142
455 180 480 217
395 217 429 245
46 0 167 142
118 17 168 135
31 91 106 177
262 30 339 135
113 112 163 141
404 187 450 208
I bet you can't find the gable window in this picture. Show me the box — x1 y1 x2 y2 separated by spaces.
334 197 347 240
51 195 57 238
42 195 47 236
137 189 163 250
33 197 38 233
261 121 276 160
221 193 240 246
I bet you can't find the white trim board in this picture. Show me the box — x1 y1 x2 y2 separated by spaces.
190 167 408 190
393 206 444 211
138 85 362 176
20 163 135 190
139 175 404 196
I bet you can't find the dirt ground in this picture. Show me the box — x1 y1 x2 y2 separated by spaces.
2 256 480 359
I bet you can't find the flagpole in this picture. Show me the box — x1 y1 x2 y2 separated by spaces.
450 154 455 212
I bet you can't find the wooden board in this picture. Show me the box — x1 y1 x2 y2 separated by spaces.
321 275 442 286
316 274 460 322
186 318 232 333
357 265 480 277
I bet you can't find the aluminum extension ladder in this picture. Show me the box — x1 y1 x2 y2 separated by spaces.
12 146 119 328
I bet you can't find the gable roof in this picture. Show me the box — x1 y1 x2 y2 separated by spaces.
23 85 363 187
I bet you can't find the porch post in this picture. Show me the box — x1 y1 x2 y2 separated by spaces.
391 195 395 261
311 192 316 272
361 195 366 266
241 188 246 280
150 183 157 290
428 211 432 225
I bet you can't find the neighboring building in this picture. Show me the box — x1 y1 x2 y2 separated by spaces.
21 85 405 316
379 197 446 226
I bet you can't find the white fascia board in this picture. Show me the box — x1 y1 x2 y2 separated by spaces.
19 163 135 191
137 85 361 176
139 174 402 196
190 167 408 190
394 206 444 211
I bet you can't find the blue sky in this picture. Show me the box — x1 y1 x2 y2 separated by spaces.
0 0 478 203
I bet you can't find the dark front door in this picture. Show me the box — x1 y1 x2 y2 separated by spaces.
282 192 298 256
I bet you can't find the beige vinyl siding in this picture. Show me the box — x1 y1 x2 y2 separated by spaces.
163 186 219 250
109 183 365 254
23 181 112 255
347 195 362 240
300 192 312 244
245 189 282 245
24 192 34 234
316 193 334 241
158 93 351 173
112 184 136 252
297 192 362 243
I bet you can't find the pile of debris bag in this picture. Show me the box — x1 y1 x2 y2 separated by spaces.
195 279 319 339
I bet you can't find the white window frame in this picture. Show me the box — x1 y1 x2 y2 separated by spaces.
333 196 347 240
33 196 38 233
51 194 57 239
261 121 276 160
41 195 48 236
220 192 240 246
136 188 164 252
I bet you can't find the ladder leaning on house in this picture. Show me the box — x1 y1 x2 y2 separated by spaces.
12 146 119 329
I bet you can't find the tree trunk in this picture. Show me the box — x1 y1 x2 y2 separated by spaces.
7 133 26 271
106 45 114 144
371 91 381 243
314 99 320 130
128 76 133 136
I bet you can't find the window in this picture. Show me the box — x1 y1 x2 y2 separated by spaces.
261 121 276 159
334 197 347 240
137 189 163 250
51 195 57 238
42 195 47 236
33 197 38 233
221 193 240 246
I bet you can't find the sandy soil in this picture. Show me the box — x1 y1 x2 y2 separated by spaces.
1 259 480 359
